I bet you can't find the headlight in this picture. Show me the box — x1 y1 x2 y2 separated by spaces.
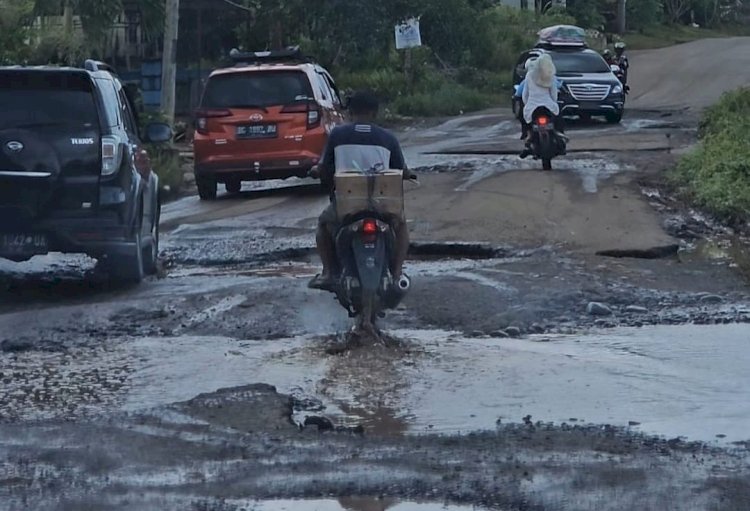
612 85 623 95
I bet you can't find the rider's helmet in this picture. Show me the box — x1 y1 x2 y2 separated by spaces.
614 41 626 55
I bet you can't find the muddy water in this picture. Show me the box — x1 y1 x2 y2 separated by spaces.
237 499 494 511
117 323 750 444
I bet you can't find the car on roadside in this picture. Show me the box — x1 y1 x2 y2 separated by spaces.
0 60 172 284
512 45 626 124
192 47 347 200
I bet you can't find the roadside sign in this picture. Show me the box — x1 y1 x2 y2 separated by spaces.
395 18 422 50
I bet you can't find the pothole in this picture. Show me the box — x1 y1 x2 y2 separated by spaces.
596 244 680 259
228 499 498 511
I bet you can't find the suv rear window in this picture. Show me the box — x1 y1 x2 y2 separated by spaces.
0 72 100 130
551 52 611 74
201 71 313 109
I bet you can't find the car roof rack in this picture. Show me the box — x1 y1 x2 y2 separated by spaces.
535 25 588 49
227 46 315 66
84 59 118 75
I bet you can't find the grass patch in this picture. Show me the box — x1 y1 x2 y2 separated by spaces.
671 87 750 223
625 23 750 50
389 82 498 117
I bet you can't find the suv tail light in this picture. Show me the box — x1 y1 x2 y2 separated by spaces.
281 101 321 129
101 135 123 176
195 108 231 135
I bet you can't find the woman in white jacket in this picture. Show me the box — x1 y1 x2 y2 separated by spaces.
521 54 564 158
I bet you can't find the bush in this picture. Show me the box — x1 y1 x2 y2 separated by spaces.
138 111 183 193
390 82 496 117
672 88 750 222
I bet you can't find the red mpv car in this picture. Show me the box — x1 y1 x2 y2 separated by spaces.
193 48 346 200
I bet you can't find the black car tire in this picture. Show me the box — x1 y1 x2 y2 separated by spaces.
197 176 217 201
225 180 242 194
105 232 145 285
606 112 623 124
142 199 160 275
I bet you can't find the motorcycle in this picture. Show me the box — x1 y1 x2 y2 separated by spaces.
315 168 414 334
528 108 566 171
610 64 630 95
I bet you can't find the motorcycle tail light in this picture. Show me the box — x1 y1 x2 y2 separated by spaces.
537 116 549 126
362 219 378 235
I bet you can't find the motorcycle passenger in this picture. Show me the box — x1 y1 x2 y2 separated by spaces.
309 90 412 290
516 57 564 140
614 42 629 86
520 54 564 159
602 49 616 66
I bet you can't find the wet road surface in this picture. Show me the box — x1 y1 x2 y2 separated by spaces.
2 104 750 509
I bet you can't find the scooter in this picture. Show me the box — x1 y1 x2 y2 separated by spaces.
313 168 414 334
529 108 566 171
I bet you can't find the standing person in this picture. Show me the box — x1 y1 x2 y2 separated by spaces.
308 90 413 290
520 53 563 159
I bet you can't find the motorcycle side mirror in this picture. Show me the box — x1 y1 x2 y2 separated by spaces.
610 64 621 73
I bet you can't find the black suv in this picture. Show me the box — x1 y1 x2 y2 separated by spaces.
0 61 172 283
512 47 626 124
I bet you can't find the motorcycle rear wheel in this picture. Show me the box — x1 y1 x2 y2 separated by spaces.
542 158 552 171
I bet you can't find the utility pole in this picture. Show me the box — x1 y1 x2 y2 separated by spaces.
616 0 627 34
161 0 180 125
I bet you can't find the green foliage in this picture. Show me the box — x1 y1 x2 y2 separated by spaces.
138 111 183 193
627 0 664 30
0 0 35 64
673 88 750 221
390 82 496 117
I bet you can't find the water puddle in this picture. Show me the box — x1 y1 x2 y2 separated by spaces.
682 238 750 279
117 324 750 444
226 499 495 511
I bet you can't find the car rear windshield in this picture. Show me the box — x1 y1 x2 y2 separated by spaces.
551 52 610 74
0 72 100 131
201 70 313 109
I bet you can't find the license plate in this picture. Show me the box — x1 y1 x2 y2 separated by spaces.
1 233 49 256
236 124 278 139
578 101 601 110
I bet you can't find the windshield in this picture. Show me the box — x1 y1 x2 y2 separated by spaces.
202 71 313 109
550 52 611 74
0 73 99 131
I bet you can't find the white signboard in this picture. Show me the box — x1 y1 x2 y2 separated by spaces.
395 18 422 50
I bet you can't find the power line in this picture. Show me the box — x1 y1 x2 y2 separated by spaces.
220 0 255 13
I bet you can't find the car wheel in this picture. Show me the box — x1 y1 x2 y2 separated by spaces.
197 176 217 200
105 231 144 285
606 112 623 124
225 180 241 194
142 197 160 275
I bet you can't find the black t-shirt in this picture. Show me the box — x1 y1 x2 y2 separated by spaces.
318 123 407 195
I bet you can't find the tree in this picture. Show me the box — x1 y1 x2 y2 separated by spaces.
0 0 35 64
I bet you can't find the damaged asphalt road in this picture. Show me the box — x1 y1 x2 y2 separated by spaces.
2 106 750 510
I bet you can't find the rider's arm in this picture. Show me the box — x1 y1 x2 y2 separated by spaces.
318 132 337 193
389 137 413 180
549 81 558 103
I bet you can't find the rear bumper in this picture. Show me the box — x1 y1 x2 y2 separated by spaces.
0 212 132 260
194 156 318 181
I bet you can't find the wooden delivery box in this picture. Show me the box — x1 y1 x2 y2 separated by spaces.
334 170 404 219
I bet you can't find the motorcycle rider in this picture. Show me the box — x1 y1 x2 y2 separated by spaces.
614 42 629 86
520 53 564 159
308 90 412 290
516 57 563 140
602 49 616 66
